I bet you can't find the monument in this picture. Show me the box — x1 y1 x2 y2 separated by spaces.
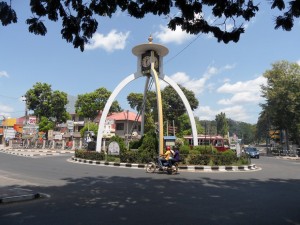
96 36 198 154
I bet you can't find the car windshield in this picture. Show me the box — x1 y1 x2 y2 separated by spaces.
246 148 257 152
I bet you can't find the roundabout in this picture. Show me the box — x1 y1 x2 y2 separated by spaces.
70 156 259 173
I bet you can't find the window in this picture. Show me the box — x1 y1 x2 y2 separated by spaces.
116 123 124 131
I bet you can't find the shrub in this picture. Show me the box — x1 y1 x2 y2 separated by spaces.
129 139 142 149
75 150 105 161
189 154 210 165
211 150 238 165
179 145 190 155
194 145 218 155
120 150 139 163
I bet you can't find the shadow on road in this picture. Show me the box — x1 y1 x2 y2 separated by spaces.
1 175 300 225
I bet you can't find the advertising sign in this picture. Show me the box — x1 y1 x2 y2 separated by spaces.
22 125 39 139
67 120 74 130
28 117 37 125
48 130 53 140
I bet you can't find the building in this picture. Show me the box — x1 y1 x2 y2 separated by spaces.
94 110 142 140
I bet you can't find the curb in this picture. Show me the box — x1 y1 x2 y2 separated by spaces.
0 149 73 157
70 157 259 172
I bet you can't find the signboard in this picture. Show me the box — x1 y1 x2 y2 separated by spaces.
22 125 39 139
54 134 63 140
4 128 16 139
48 130 54 140
67 120 74 130
28 117 37 125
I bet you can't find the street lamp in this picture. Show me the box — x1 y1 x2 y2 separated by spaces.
21 96 28 125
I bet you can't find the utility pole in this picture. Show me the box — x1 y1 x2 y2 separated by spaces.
22 96 28 125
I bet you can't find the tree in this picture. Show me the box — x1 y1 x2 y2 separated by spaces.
256 110 271 144
260 61 300 145
162 85 199 122
1 0 299 51
215 112 229 137
79 121 98 138
176 114 204 136
24 82 69 123
38 116 55 132
127 85 199 135
227 119 255 144
200 120 217 135
75 87 122 120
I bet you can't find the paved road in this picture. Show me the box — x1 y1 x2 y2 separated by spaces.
0 153 299 225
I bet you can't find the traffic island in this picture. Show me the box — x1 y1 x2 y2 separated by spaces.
70 156 259 172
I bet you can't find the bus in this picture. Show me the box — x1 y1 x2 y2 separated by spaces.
183 135 230 152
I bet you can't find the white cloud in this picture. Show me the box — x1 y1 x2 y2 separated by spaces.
168 64 235 95
0 104 14 118
217 76 267 105
297 59 300 66
0 71 9 78
218 92 262 105
217 76 266 94
85 30 130 52
154 25 193 45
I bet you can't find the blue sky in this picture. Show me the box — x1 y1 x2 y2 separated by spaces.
0 1 299 124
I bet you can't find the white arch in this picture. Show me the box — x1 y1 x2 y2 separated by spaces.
96 73 142 152
96 72 199 152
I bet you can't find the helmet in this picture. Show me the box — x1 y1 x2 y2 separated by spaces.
166 146 171 150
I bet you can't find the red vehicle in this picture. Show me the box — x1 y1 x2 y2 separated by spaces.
183 135 230 152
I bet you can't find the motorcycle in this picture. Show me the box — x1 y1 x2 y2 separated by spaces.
146 157 179 175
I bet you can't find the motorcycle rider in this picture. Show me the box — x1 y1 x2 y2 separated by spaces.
159 146 173 168
170 148 180 165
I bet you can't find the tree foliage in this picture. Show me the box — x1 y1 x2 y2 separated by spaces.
75 87 122 119
79 121 99 138
200 119 255 144
215 112 229 137
162 85 199 121
227 119 255 144
127 84 199 135
1 0 299 51
255 110 271 144
260 61 300 145
38 116 55 132
25 82 69 123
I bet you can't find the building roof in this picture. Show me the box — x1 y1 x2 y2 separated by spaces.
94 111 141 123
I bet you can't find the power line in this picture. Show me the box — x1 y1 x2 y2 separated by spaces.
0 94 19 100
164 33 202 65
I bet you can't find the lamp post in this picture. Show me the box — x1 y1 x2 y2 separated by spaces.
21 96 28 125
0 115 5 146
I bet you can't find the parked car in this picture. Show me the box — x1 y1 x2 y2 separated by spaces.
245 147 260 158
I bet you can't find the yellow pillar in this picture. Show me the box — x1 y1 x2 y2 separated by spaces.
150 51 164 155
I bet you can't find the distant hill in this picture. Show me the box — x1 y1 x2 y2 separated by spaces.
200 119 255 144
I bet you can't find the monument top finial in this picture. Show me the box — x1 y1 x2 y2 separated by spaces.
148 35 153 43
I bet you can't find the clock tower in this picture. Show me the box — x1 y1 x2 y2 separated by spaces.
96 36 198 153
132 35 169 155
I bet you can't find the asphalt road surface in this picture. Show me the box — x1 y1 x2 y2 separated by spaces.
0 153 299 225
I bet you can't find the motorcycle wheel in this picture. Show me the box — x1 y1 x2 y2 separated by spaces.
171 163 179 175
146 162 156 173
